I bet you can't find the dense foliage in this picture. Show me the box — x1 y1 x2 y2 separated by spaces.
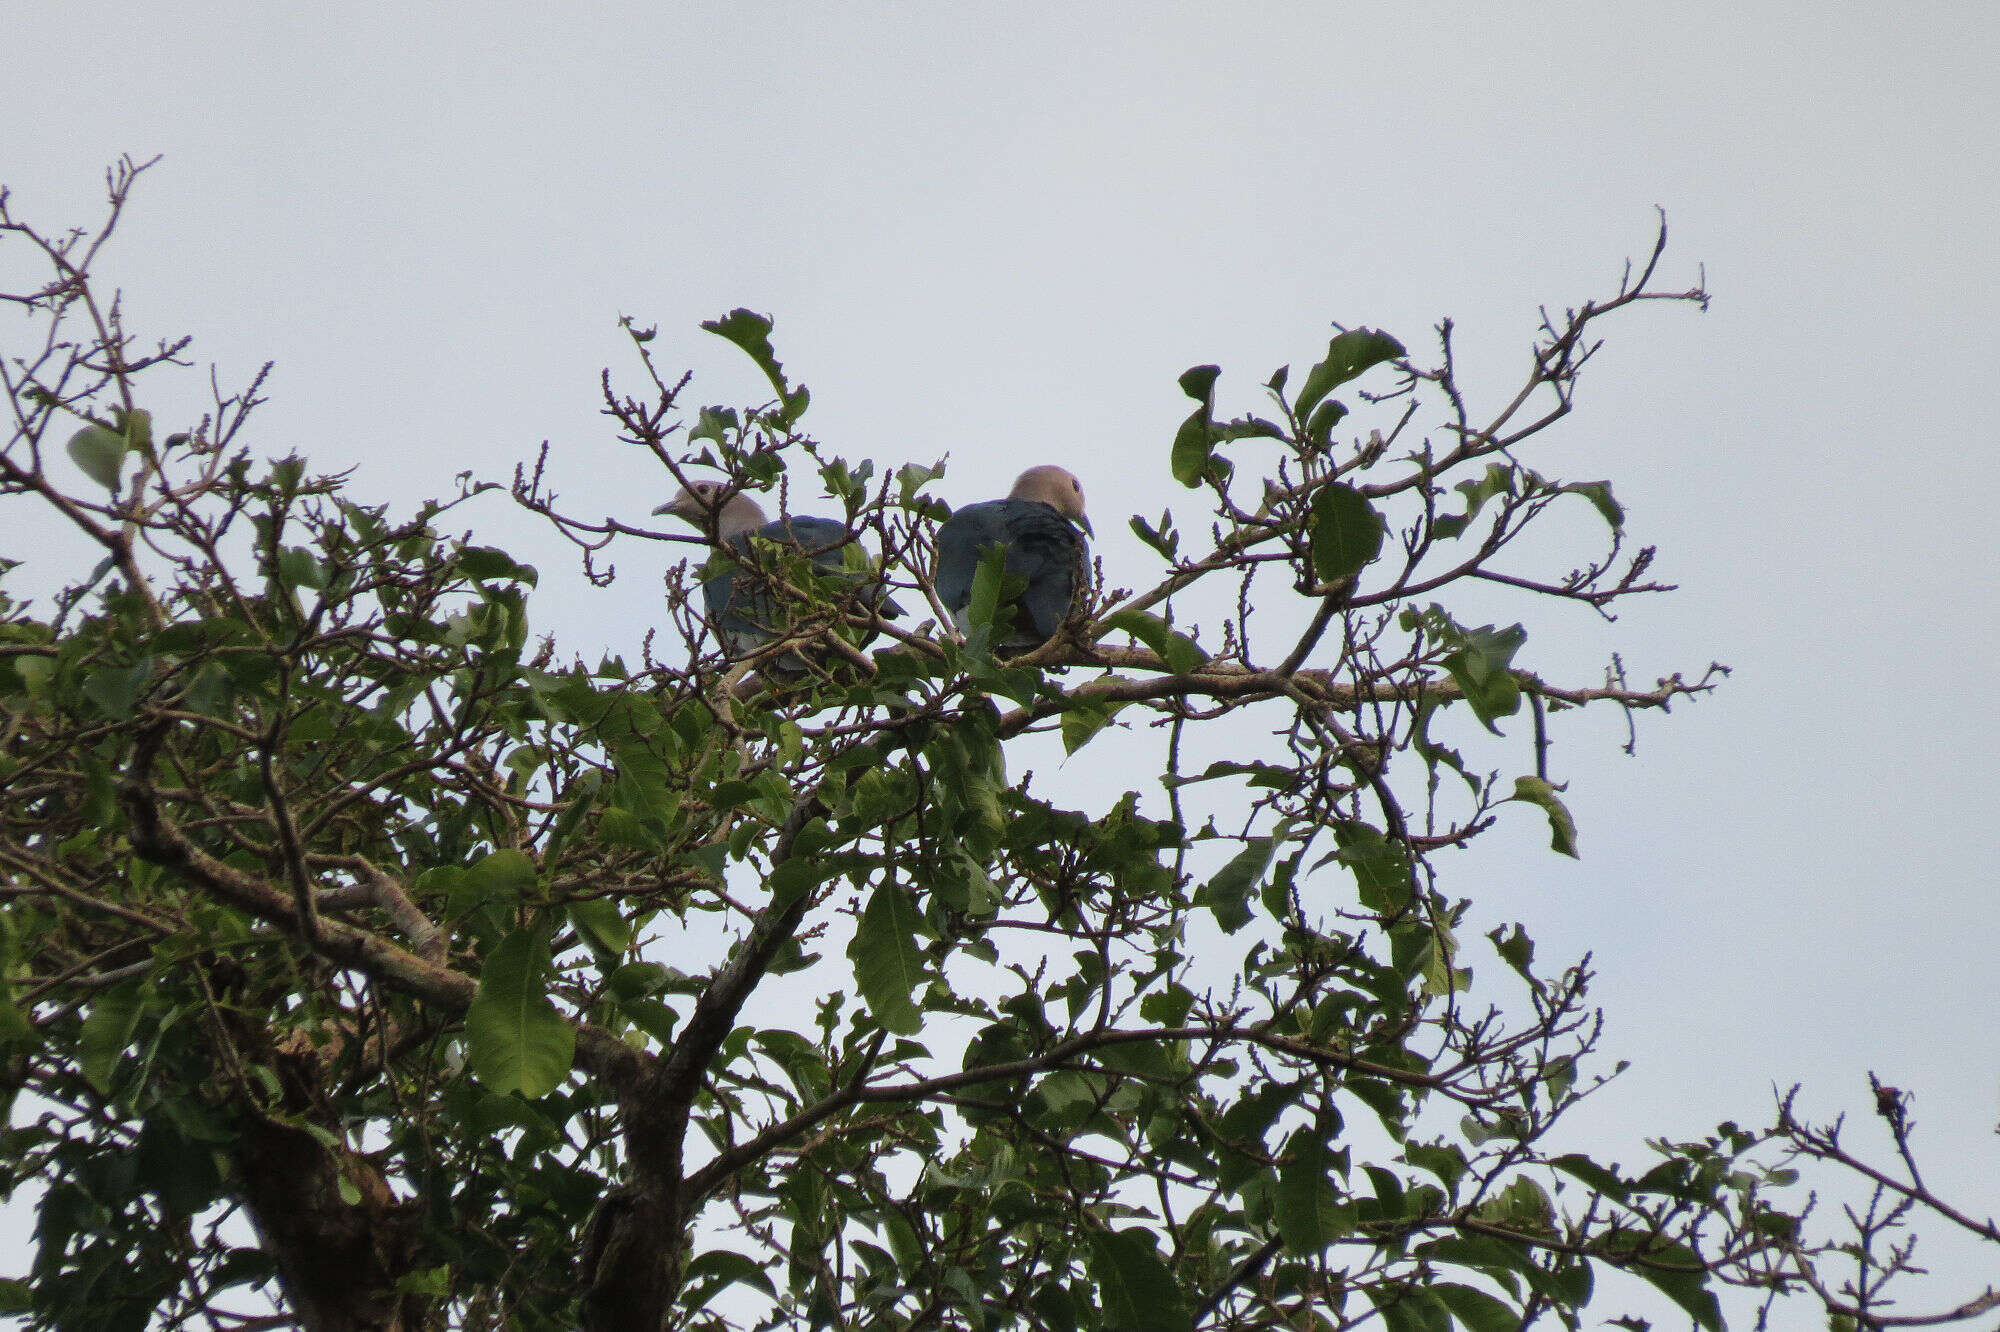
2 162 1992 1332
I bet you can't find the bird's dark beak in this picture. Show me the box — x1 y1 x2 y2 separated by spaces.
1075 514 1095 538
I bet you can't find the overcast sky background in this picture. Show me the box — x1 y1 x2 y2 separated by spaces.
4 4 1997 1325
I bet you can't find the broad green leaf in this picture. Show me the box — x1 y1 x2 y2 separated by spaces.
136 1112 222 1216
1305 396 1347 443
1564 479 1625 532
963 545 1009 655
1511 775 1579 857
1440 622 1527 732
1102 608 1204 675
82 660 151 718
1309 481 1385 583
1549 1152 1629 1199
1332 821 1412 913
1476 1177 1555 1232
276 546 326 590
1625 1236 1723 1330
1128 512 1179 560
1432 1283 1520 1332
463 848 537 906
1089 1228 1189 1331
681 1248 778 1306
1487 923 1538 987
1403 1141 1469 1190
1195 826 1288 934
1294 328 1406 421
1420 1233 1542 1292
701 308 810 425
394 1267 452 1297
1276 1128 1352 1251
465 930 576 1098
569 897 631 954
1214 414 1288 443
1162 759 1298 791
67 424 127 491
895 459 943 505
1372 1287 1454 1332
119 407 153 452
1060 700 1126 754
688 404 741 447
1170 364 1221 488
849 883 925 1035
457 545 539 586
80 982 145 1094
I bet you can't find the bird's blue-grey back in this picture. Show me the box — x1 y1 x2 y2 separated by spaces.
936 498 1090 648
704 516 902 657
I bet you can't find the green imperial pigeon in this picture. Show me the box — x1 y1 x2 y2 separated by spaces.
934 465 1092 651
656 482 903 667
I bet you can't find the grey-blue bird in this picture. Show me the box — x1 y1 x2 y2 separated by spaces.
655 482 902 664
935 465 1092 652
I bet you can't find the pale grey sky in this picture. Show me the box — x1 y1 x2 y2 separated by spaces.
5 3 1997 1324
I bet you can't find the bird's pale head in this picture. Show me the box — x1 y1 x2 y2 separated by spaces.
654 482 769 537
1010 465 1091 535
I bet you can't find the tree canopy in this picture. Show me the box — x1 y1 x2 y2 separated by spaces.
2 160 1993 1332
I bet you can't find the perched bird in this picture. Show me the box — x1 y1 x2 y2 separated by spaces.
655 482 902 667
934 465 1093 652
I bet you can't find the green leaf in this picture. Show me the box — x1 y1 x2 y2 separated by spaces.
1623 1236 1723 1331
1196 826 1288 934
1305 396 1347 443
67 424 128 491
1170 364 1221 488
1435 463 1515 542
962 544 1009 654
463 848 537 906
135 1112 222 1215
1128 512 1179 560
681 1248 778 1306
464 930 576 1098
1214 414 1288 443
1276 1128 1352 1251
701 308 810 425
1102 609 1204 675
276 546 326 590
82 660 151 718
1440 622 1527 733
1564 479 1625 532
1549 1152 1629 1199
120 407 153 453
1432 1282 1521 1332
1487 923 1538 987
1060 700 1126 755
569 897 631 954
1162 759 1298 791
1309 481 1385 583
80 982 145 1094
687 405 740 447
1294 328 1405 421
1089 1229 1189 1331
1332 821 1412 913
457 545 539 586
849 883 925 1035
1372 1287 1454 1332
895 459 944 506
1511 775 1579 858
